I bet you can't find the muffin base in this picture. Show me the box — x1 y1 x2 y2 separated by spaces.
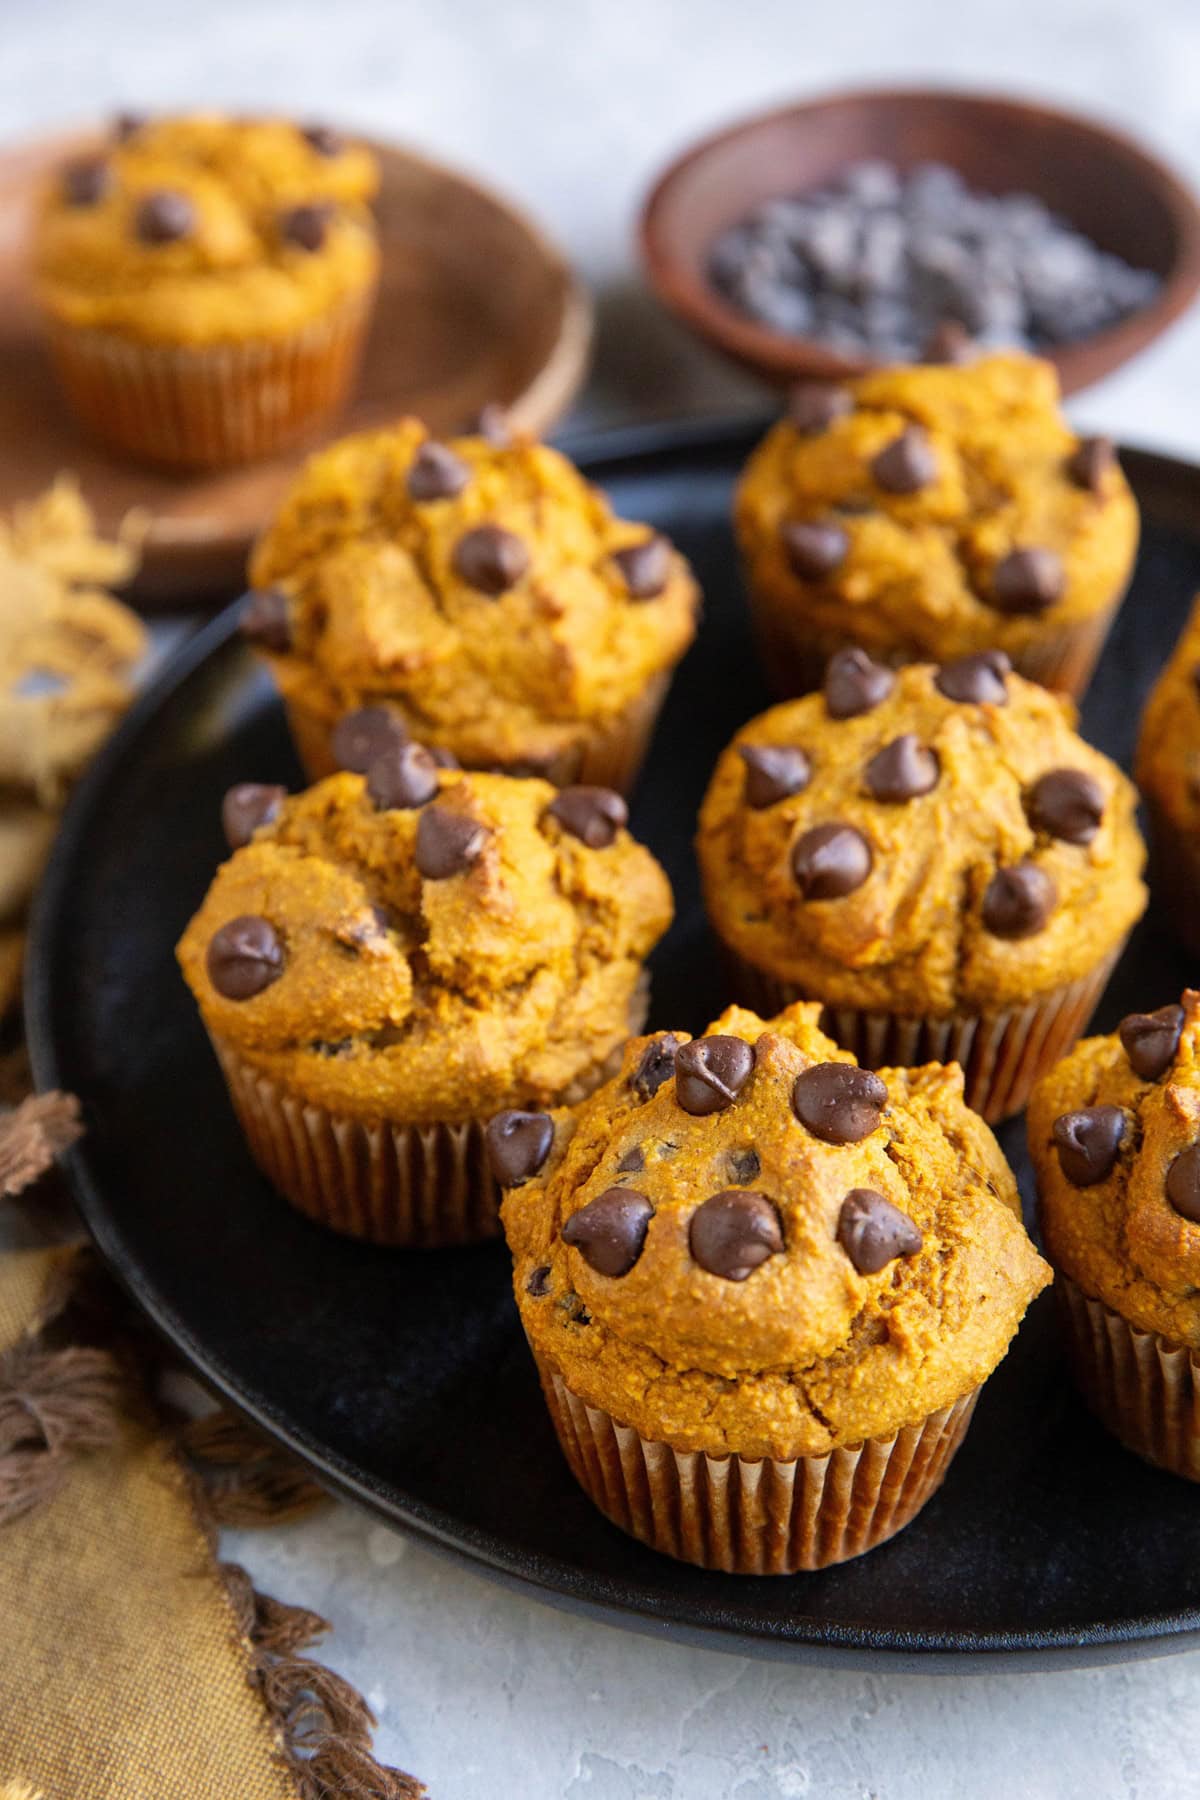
1057 1274 1200 1482
725 943 1123 1124
535 1353 979 1573
1142 797 1200 960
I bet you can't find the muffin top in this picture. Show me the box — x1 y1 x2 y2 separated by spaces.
176 763 672 1123
735 354 1138 660
1135 593 1200 825
247 419 698 766
1029 989 1200 1348
697 655 1146 1015
35 112 378 343
498 1001 1050 1459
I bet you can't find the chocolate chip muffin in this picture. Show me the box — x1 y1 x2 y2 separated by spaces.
34 111 379 467
697 652 1146 1122
1135 594 1200 957
1028 989 1200 1480
735 353 1138 700
245 417 698 791
495 1000 1049 1572
177 761 671 1245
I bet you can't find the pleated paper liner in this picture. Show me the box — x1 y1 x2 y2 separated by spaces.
1056 1274 1200 1482
724 943 1123 1124
42 284 375 472
535 1354 979 1573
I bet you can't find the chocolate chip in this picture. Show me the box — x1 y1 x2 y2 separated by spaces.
407 441 470 502
674 1036 755 1116
221 782 285 850
331 705 408 774
1166 1146 1200 1223
135 190 194 245
1119 1004 1185 1081
990 548 1065 615
526 1265 552 1297
452 525 529 596
485 1109 554 1186
981 864 1056 938
613 536 672 599
240 588 291 653
871 427 937 494
781 520 849 581
689 1190 783 1281
114 112 146 142
547 786 628 848
864 735 938 802
561 1188 652 1276
616 1145 645 1173
415 805 488 879
367 743 439 811
824 647 894 719
632 1035 679 1100
837 1189 922 1274
1052 1107 1125 1187
1026 769 1105 845
739 744 811 809
789 381 853 435
281 203 332 252
793 1063 887 1144
792 823 872 899
63 158 110 206
301 123 344 157
727 1147 761 1184
924 319 974 363
206 915 283 1000
1066 436 1114 496
935 650 1010 705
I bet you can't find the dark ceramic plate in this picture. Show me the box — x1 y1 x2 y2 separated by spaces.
27 419 1200 1669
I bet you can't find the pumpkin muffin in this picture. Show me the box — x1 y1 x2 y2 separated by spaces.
1029 989 1200 1480
245 418 698 790
34 111 379 467
1135 594 1200 957
177 761 672 1245
697 653 1146 1122
735 353 1138 700
495 1000 1050 1572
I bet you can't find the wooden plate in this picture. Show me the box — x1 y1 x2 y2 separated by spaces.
0 127 593 604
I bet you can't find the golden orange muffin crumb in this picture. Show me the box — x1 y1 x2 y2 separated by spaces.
1135 595 1200 957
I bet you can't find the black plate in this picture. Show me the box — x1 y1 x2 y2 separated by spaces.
27 419 1200 1669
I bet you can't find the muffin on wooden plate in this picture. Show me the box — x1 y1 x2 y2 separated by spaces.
697 651 1146 1122
34 111 379 468
735 353 1138 699
1135 594 1200 957
177 761 671 1246
495 1000 1049 1572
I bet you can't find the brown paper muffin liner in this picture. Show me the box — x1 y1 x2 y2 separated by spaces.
534 1353 979 1572
724 943 1123 1124
1056 1273 1200 1481
43 285 374 471
282 668 673 795
1142 797 1200 961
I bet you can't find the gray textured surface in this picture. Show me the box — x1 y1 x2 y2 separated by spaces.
4 1 1200 1792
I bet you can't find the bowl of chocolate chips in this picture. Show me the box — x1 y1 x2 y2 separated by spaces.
640 87 1200 392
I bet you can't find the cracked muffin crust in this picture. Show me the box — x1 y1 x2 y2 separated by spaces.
1135 595 1200 957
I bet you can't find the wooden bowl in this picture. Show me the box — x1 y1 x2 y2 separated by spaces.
0 128 592 604
639 88 1200 394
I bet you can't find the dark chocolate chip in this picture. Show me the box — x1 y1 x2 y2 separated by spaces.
631 1034 679 1100
871 427 937 494
452 525 529 596
561 1188 652 1276
415 804 488 879
301 123 344 157
924 319 974 363
616 1145 645 1173
739 744 811 809
135 189 194 245
935 649 1011 705
407 441 470 502
485 1109 554 1186
981 864 1057 938
824 647 895 719
63 157 110 206
792 823 872 899
864 734 938 802
114 112 147 142
837 1188 923 1273
990 547 1065 615
547 786 628 848
1066 436 1115 496
1166 1146 1200 1223
793 1063 888 1144
206 915 283 1000
281 203 332 252
526 1265 552 1297
789 381 853 435
1052 1107 1125 1187
1026 769 1105 845
781 520 849 581
674 1036 755 1116
727 1147 761 1185
331 705 407 774
689 1190 783 1281
367 743 439 811
221 782 285 850
1119 1005 1185 1081
240 588 291 653
613 535 672 599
